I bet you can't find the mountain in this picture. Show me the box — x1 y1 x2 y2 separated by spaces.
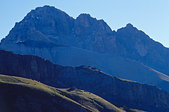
0 49 169 112
1 5 169 93
0 74 125 112
115 23 169 75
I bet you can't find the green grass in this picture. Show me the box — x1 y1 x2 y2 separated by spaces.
58 88 125 112
0 74 125 112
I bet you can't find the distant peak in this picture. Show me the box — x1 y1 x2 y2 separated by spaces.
117 23 139 34
77 13 92 18
42 5 55 8
126 23 134 28
33 5 64 14
76 13 97 21
22 5 72 24
36 5 59 10
121 23 138 31
24 5 68 19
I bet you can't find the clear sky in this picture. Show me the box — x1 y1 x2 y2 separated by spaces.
1 0 169 47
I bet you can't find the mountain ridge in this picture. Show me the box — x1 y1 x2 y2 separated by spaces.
0 49 169 112
0 74 125 112
1 5 169 93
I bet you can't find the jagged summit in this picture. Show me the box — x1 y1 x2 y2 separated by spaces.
36 5 59 10
2 6 169 93
117 23 138 33
25 5 69 18
1 5 75 44
75 13 112 36
126 23 134 28
1 5 113 47
125 23 138 31
77 13 93 19
21 5 73 28
2 5 169 112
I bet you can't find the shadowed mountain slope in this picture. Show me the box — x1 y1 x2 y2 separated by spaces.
0 74 124 112
0 49 169 112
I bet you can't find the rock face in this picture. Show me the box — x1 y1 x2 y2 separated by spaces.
0 49 169 112
115 24 169 73
1 5 169 92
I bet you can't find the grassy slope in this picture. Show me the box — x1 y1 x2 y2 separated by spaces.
0 74 124 112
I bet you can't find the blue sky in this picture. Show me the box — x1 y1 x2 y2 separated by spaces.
1 0 169 47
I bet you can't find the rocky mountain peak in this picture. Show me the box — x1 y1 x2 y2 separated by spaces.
126 23 134 28
2 5 75 44
116 23 151 42
75 13 97 28
23 5 74 36
2 5 169 80
117 23 138 34
24 5 69 20
77 13 93 20
75 13 112 36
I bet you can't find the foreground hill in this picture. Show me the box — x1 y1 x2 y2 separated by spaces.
1 6 169 92
0 74 124 112
0 49 169 112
